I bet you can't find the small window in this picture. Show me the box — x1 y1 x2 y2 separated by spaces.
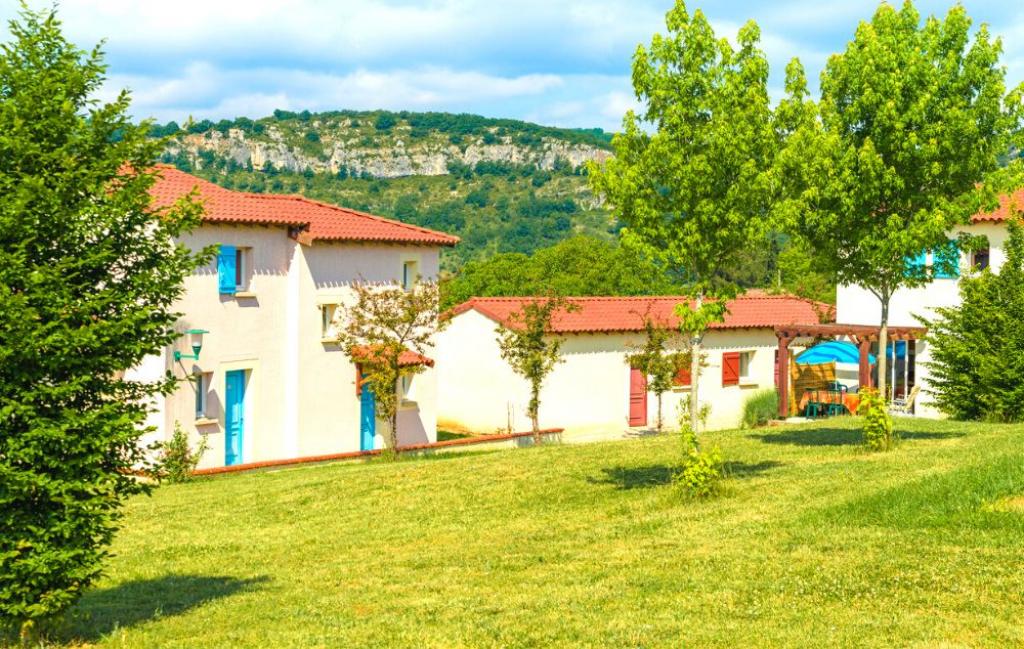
739 351 754 382
193 371 210 418
320 304 339 340
402 260 419 291
401 374 414 400
234 247 252 291
972 246 990 271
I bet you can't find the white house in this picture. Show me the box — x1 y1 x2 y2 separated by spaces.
436 293 829 436
130 166 459 469
835 188 1020 417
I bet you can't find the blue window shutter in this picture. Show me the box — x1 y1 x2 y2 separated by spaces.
218 245 237 294
933 240 960 279
904 250 927 278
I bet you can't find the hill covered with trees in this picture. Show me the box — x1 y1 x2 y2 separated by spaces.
152 109 833 303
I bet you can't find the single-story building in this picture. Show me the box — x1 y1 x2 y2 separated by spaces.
436 293 830 435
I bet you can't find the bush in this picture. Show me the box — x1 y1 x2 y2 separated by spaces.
858 388 895 451
154 424 209 483
741 389 778 428
925 220 1024 421
673 428 722 498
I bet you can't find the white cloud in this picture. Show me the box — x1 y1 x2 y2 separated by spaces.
108 63 564 122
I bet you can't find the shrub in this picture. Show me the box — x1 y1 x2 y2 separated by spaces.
673 427 722 498
741 389 778 428
154 424 209 483
858 388 895 451
925 220 1024 421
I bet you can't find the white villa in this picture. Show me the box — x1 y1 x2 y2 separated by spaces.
835 188 1021 417
436 294 829 436
130 166 458 470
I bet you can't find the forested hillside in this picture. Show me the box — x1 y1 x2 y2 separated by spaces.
154 110 613 268
153 109 833 303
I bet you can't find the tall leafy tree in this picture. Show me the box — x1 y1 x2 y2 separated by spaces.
776 1 1024 400
440 236 681 310
590 1 776 434
0 6 205 633
335 281 443 456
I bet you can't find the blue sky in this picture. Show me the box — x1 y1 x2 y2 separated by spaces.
3 1 1023 131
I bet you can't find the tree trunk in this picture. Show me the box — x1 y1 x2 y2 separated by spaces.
656 392 663 432
689 293 703 437
877 297 890 403
530 380 541 444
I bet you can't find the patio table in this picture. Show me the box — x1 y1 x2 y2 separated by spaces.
798 389 861 416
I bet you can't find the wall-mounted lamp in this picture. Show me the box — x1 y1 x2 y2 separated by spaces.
174 329 209 362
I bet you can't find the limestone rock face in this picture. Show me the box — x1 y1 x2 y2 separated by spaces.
166 128 612 179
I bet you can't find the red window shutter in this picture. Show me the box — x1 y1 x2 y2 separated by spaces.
673 366 692 386
722 352 740 387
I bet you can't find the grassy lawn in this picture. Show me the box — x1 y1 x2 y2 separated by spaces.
44 417 1024 647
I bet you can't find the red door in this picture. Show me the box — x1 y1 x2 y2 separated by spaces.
628 368 648 427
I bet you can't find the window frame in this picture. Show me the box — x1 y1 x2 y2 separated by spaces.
401 259 419 291
193 371 210 419
738 351 754 382
234 246 253 292
971 246 990 271
320 303 339 340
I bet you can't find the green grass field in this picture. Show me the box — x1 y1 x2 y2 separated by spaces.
46 417 1024 647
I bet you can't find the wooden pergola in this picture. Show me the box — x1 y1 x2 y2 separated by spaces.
774 323 927 419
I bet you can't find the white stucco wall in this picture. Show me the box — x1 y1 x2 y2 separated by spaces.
152 223 442 468
436 309 782 435
834 222 1009 417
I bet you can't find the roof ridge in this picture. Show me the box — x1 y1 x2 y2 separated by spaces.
295 194 460 241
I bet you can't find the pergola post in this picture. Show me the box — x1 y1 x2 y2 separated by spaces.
778 334 790 419
857 338 872 388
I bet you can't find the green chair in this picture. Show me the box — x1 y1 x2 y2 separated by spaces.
804 400 821 418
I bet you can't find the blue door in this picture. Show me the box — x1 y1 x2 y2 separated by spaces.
225 370 246 466
359 376 376 451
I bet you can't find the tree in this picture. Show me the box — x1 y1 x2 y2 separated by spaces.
335 281 442 455
925 218 1024 421
440 236 681 310
776 1 1024 401
590 1 776 435
626 318 690 432
0 6 205 633
496 297 576 443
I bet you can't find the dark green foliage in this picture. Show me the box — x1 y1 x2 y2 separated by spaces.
440 236 682 310
374 112 397 132
0 6 206 629
925 220 1024 421
741 389 779 428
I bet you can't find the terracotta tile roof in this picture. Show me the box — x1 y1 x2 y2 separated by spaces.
351 345 434 367
149 165 459 246
448 293 833 334
972 187 1024 223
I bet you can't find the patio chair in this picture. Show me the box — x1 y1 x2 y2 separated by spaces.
890 385 921 415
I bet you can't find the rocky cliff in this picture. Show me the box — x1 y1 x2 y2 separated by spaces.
161 111 612 180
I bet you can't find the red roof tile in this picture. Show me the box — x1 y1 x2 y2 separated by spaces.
351 345 434 367
972 187 1024 224
448 293 832 334
149 165 459 246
